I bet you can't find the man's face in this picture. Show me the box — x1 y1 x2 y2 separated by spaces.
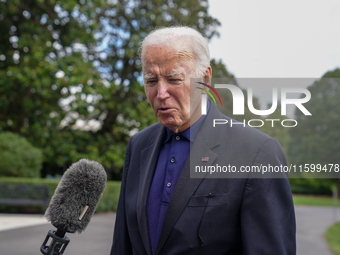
142 43 203 133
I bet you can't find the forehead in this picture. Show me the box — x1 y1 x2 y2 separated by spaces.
142 43 195 74
143 41 194 62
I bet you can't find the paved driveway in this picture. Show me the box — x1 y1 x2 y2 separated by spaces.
296 206 339 255
0 206 339 255
0 213 115 255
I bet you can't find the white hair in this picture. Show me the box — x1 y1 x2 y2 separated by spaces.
140 26 210 77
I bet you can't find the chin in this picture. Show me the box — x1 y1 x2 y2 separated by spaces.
158 117 177 128
160 120 177 129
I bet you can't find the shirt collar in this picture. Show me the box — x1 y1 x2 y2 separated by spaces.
163 100 210 144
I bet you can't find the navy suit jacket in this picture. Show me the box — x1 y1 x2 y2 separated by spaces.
111 103 296 255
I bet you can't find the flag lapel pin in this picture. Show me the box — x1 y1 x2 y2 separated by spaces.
201 157 209 162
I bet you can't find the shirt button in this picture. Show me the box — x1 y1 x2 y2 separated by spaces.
170 157 175 163
176 136 180 140
167 182 171 187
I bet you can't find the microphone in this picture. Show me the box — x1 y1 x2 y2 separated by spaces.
40 159 107 255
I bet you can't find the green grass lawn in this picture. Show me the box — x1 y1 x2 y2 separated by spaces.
293 194 340 207
325 222 340 255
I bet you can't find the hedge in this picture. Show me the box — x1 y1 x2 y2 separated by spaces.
0 177 121 214
1 176 333 213
289 178 333 195
0 132 43 178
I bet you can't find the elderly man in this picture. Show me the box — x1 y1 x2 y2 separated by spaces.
110 26 296 255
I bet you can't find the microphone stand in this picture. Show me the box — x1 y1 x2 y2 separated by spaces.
40 229 70 255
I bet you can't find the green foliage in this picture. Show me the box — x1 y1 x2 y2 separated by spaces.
289 178 333 195
288 69 340 166
293 195 339 207
211 59 235 79
0 0 106 175
325 221 340 255
287 69 340 194
96 180 121 213
0 132 42 177
0 0 221 179
0 177 121 213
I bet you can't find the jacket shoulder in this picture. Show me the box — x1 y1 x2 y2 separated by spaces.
129 122 163 146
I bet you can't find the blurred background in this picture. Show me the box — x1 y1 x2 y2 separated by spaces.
0 0 339 254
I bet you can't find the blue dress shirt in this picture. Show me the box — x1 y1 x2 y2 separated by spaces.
146 102 210 254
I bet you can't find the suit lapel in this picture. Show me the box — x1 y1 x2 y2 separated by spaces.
154 103 221 255
137 125 166 255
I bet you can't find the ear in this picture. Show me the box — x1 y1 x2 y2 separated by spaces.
204 66 212 78
203 66 212 85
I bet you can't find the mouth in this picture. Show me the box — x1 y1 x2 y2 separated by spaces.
158 107 174 113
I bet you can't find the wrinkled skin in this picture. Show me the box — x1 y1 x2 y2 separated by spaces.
142 43 212 133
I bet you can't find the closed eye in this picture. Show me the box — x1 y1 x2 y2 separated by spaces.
169 79 182 83
146 80 157 86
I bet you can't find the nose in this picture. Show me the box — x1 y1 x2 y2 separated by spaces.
157 81 170 100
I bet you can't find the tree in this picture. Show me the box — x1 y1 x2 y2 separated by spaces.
0 0 222 179
288 68 340 195
0 0 116 176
